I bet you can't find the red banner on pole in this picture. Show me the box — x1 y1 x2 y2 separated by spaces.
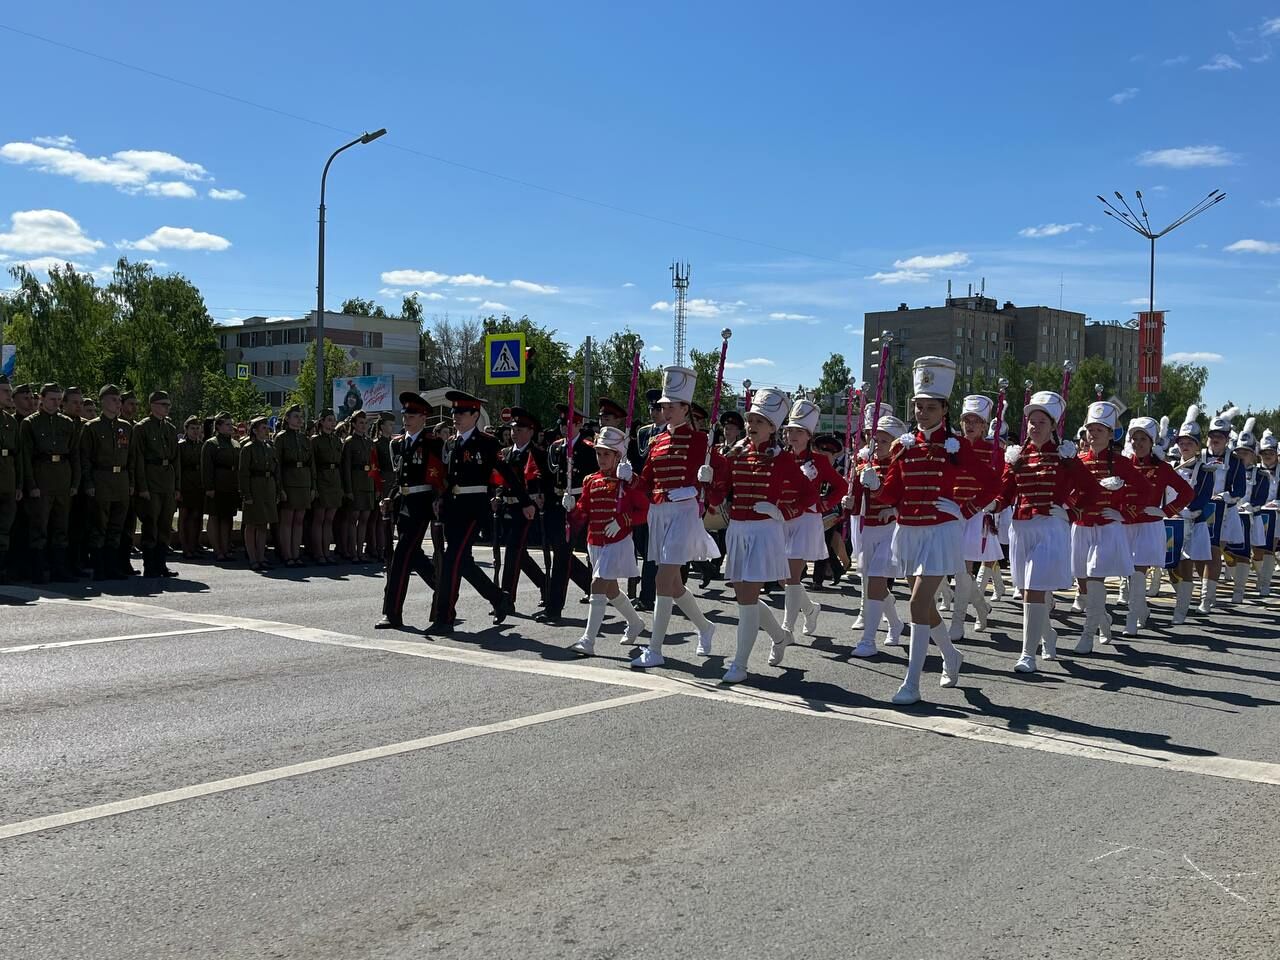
1137 311 1164 394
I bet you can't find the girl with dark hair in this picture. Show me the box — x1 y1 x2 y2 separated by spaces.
311 409 343 563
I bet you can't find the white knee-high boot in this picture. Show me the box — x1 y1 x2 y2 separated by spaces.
1096 587 1113 644
891 623 931 705
1259 555 1276 597
1172 579 1193 625
572 595 609 655
853 597 883 657
930 623 963 688
1075 588 1098 654
937 579 953 612
609 593 645 643
1015 601 1045 673
674 589 715 655
1123 574 1143 636
1198 574 1216 614
1147 566 1163 597
883 593 905 645
948 570 970 641
975 564 990 601
759 601 791 666
1231 559 1249 604
785 582 819 637
993 563 1007 600
632 596 673 667
723 603 759 683
852 572 866 629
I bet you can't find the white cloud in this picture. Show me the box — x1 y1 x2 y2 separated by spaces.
0 139 209 197
450 273 501 287
143 181 197 198
742 357 775 367
648 297 740 318
1199 53 1243 71
508 279 559 294
121 226 231 252
1019 222 1083 238
1162 54 1189 66
768 312 815 321
1261 198 1280 208
648 344 663 352
1109 87 1140 104
0 209 104 255
1264 17 1280 38
843 324 864 336
456 296 483 303
14 255 83 273
622 281 636 288
724 362 745 370
1167 351 1224 363
480 301 509 311
381 269 450 287
865 269 930 284
1123 297 1150 306
893 251 969 270
208 188 245 201
1136 145 1238 168
380 288 445 301
1224 239 1280 254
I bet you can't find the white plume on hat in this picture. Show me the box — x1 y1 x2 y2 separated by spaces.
1176 404 1201 441
1260 428 1277 452
783 398 821 433
594 425 629 456
749 388 789 431
1236 416 1258 450
657 365 696 405
1208 404 1238 435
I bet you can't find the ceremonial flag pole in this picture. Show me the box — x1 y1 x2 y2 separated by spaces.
699 328 731 510
617 343 642 506
564 371 576 538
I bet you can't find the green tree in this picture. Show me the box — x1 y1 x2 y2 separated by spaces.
484 314 572 426
3 262 112 390
289 338 358 414
201 370 271 422
339 296 387 318
688 346 739 414
816 352 853 403
400 293 423 327
571 328 661 419
1145 362 1208 426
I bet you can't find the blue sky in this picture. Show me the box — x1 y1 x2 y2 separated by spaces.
2 2 1278 409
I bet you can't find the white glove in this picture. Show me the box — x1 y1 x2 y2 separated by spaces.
1050 505 1071 523
561 493 576 512
668 485 697 502
934 498 963 519
982 500 999 514
841 495 858 512
801 461 818 481
859 466 880 491
696 464 714 483
753 501 783 522
1237 503 1252 516
604 519 621 538
1101 507 1125 523
1099 476 1125 492
616 461 634 482
1143 506 1166 519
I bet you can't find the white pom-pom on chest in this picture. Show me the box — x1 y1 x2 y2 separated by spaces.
1004 444 1023 465
943 437 960 454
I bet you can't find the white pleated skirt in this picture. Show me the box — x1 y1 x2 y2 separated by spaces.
588 538 640 581
1071 522 1135 578
1126 520 1168 568
1249 514 1267 548
647 498 721 565
892 521 963 578
784 511 828 561
961 511 1004 562
859 522 900 579
1183 521 1212 562
1009 515 1072 591
1221 504 1244 548
725 517 790 583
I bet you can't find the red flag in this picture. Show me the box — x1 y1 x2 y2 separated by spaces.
524 451 541 484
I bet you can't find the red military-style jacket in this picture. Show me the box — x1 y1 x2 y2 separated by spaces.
570 471 650 545
723 444 816 522
995 440 1103 520
1073 446 1154 526
1124 453 1195 524
878 426 1000 526
640 422 710 504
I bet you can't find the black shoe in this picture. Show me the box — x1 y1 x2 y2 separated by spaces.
633 599 651 613
374 616 403 630
424 620 455 636
492 594 512 625
534 609 562 624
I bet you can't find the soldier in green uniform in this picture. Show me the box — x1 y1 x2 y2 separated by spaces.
310 408 343 564
177 416 206 559
0 376 24 582
79 384 134 581
341 410 377 562
117 390 141 576
202 411 240 562
372 412 395 561
239 416 278 571
7 383 35 581
20 383 80 583
61 386 89 575
274 404 314 567
131 390 180 579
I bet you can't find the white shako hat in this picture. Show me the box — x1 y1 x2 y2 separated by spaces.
594 426 629 456
862 401 894 430
911 356 956 401
1024 390 1065 425
876 415 907 438
1260 428 1277 452
1085 401 1121 431
657 365 696 405
961 395 994 421
1175 404 1201 441
783 398 821 433
749 388 789 431
1236 417 1259 451
1208 406 1238 436
1127 416 1159 442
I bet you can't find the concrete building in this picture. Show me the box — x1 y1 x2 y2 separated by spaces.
1084 319 1140 401
218 311 422 411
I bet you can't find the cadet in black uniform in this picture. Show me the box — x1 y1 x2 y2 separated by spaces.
429 390 533 634
497 407 550 610
538 404 598 624
376 393 447 629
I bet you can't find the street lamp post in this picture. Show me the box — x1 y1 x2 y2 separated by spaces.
1096 188 1225 412
316 128 386 417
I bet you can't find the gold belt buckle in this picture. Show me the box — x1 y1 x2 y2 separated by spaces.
51 454 62 463
111 466 122 474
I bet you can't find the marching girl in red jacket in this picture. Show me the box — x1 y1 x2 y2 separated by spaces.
1122 416 1194 635
566 426 649 656
631 365 721 670
720 389 817 683
780 397 845 643
950 394 1003 641
994 391 1104 674
862 357 1000 705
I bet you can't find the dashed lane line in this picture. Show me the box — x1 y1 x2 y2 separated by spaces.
5 586 1280 787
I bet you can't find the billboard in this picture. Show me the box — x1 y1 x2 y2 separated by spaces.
334 375 394 419
1137 311 1164 394
1 345 14 378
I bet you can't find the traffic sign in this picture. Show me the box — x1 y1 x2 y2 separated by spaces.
236 363 250 381
484 332 526 385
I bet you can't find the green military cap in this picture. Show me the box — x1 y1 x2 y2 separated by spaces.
13 383 32 396
40 382 63 396
184 415 201 427
320 407 336 419
120 390 136 401
284 403 303 416
249 415 270 431
378 411 395 422
64 386 83 398
214 410 233 422
99 384 121 399
149 390 170 403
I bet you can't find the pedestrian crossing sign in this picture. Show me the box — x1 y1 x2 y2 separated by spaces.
484 332 526 385
236 363 250 381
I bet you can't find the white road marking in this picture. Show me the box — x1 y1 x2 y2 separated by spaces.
1181 853 1251 905
0 689 671 842
5 586 1280 788
0 626 230 655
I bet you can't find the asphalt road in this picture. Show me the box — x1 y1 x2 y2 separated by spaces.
3 552 1277 959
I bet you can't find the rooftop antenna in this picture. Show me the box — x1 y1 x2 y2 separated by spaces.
670 260 690 367
947 279 952 300
1059 273 1064 310
980 277 985 296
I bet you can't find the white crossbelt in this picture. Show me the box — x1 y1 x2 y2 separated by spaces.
402 484 435 495
453 485 488 495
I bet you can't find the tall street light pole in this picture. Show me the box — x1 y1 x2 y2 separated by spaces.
1096 188 1225 412
316 128 387 416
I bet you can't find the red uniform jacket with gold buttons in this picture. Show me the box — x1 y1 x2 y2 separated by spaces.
996 441 1103 519
640 422 710 504
1073 447 1154 526
724 444 816 522
570 471 650 545
878 427 999 526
